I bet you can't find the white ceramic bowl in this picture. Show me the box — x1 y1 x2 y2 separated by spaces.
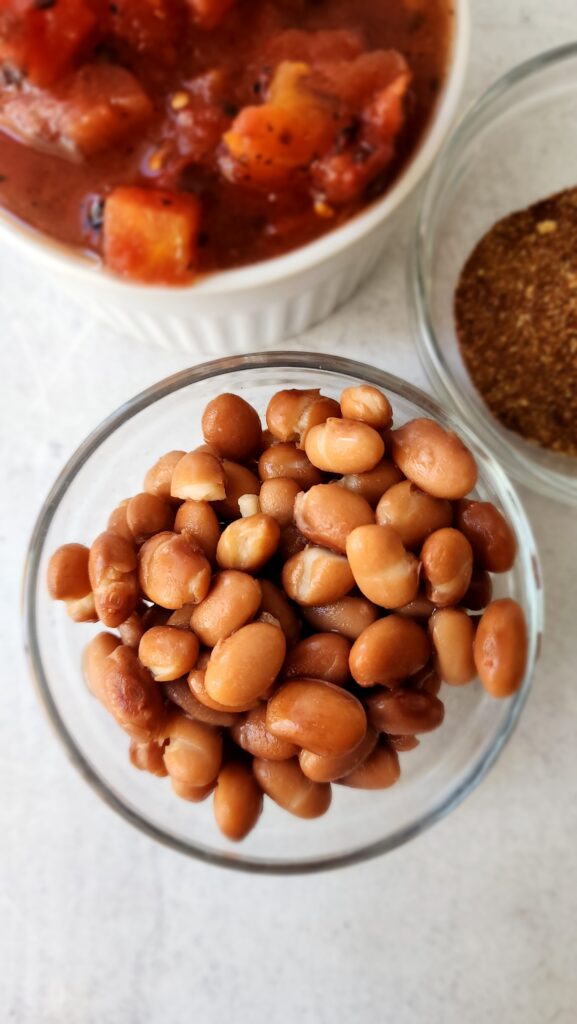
0 3 469 353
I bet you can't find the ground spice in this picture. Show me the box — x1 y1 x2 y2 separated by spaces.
454 186 577 456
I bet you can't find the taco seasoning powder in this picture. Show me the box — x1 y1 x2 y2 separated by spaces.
454 186 577 456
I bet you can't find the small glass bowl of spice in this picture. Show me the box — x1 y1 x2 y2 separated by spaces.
409 43 577 504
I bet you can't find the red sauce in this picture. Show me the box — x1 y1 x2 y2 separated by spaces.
0 0 452 283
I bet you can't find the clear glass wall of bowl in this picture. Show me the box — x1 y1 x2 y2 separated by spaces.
410 44 577 504
24 354 543 873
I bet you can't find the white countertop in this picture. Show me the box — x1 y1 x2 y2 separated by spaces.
2 2 577 1021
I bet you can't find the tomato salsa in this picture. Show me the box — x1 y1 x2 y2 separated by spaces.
0 0 452 284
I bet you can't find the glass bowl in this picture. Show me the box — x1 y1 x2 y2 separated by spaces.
409 43 577 505
23 353 543 874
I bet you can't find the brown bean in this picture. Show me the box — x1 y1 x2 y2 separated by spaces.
162 713 222 787
213 762 263 841
259 477 302 527
191 571 262 647
126 492 173 545
346 524 420 609
302 597 379 640
258 443 323 489
213 460 260 520
278 523 309 560
141 604 171 630
82 632 121 704
473 598 528 698
129 738 167 776
253 758 331 819
139 531 211 609
340 739 400 789
349 615 431 687
387 734 420 752
258 579 301 647
283 633 351 687
171 779 215 802
340 385 393 430
266 388 341 448
66 593 98 623
164 680 238 726
165 604 195 629
299 727 377 783
171 450 227 502
408 664 442 697
174 500 220 563
107 500 134 541
396 593 437 620
462 568 493 612
216 514 280 573
205 621 286 708
103 645 165 740
421 527 473 607
455 499 517 573
367 689 445 735
391 418 478 499
144 450 186 502
188 666 258 714
266 679 367 757
339 460 404 507
260 429 280 450
138 626 199 682
429 609 476 686
294 483 374 554
89 531 138 628
201 393 262 461
230 704 298 760
282 546 354 606
47 543 91 601
376 481 452 549
118 608 146 648
305 418 385 474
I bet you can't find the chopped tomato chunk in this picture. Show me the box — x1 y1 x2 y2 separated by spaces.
311 54 411 204
107 0 185 64
0 0 101 87
221 41 411 203
221 62 336 186
103 187 202 284
186 0 235 29
263 28 363 67
0 64 153 155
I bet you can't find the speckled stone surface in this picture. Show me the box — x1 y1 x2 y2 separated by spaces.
1 2 577 1021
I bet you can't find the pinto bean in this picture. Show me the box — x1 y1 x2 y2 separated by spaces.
253 758 331 819
473 599 528 697
390 418 477 499
294 483 374 554
305 418 384 474
349 616 431 687
346 524 420 609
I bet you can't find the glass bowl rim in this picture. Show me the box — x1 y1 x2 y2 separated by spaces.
409 41 577 506
22 351 544 874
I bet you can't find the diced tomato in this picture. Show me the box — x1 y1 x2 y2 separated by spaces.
167 69 230 164
0 64 153 155
263 29 363 67
186 0 235 29
221 61 336 186
0 0 101 87
311 63 411 205
314 50 409 109
103 187 202 284
107 0 186 64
